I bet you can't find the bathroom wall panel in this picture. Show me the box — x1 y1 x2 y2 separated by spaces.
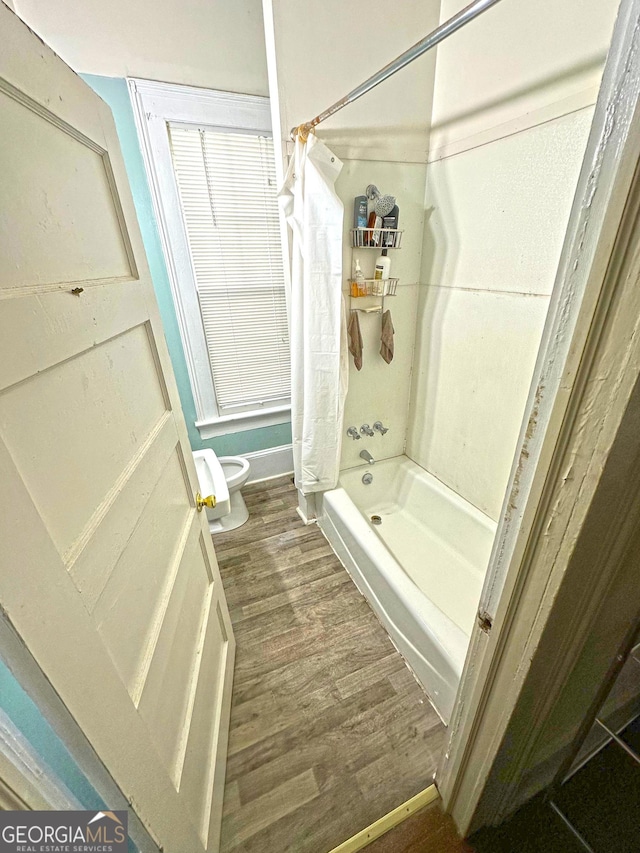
338 160 427 290
429 0 617 158
341 284 418 470
408 0 613 520
422 108 594 297
336 159 426 469
406 286 549 521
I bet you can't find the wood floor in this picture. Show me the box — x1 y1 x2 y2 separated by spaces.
215 476 445 853
366 801 474 853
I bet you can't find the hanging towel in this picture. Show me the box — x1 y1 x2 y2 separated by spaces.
380 309 395 364
348 311 363 371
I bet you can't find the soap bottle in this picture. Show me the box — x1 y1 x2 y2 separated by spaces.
373 249 391 295
352 258 366 297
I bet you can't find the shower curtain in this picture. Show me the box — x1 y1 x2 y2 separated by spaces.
279 134 348 494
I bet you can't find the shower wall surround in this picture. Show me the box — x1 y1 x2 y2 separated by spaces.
406 0 619 521
266 0 619 512
408 110 594 520
337 161 425 470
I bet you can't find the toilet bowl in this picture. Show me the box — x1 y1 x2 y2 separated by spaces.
216 456 251 533
192 449 251 534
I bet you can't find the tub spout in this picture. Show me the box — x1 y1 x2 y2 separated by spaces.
359 449 375 465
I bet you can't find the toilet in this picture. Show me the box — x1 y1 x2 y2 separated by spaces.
192 449 251 534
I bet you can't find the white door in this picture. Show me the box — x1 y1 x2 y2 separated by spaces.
0 7 235 852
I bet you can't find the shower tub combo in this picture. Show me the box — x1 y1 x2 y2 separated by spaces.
318 456 496 723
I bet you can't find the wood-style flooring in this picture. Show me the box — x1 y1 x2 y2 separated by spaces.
215 475 445 853
366 801 474 853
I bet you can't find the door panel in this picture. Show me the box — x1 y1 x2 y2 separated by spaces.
0 6 235 852
0 324 168 556
92 450 194 695
0 89 134 290
180 597 231 843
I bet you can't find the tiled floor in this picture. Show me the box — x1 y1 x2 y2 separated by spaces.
215 476 445 852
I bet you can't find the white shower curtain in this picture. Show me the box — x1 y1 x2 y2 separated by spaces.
279 134 348 495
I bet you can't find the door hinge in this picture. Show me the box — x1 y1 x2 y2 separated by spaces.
477 610 492 633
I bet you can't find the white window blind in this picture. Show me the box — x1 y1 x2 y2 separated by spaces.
168 123 290 415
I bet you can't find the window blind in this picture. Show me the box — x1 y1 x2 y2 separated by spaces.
168 123 290 414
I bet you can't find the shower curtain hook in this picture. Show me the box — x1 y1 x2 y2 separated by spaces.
295 123 314 143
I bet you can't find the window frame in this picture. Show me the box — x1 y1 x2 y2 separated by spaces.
128 78 291 438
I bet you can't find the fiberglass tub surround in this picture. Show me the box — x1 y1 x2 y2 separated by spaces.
319 455 496 723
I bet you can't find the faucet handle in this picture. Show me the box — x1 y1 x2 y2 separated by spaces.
347 426 361 440
373 421 389 435
360 424 375 437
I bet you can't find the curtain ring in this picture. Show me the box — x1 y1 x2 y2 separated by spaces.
297 123 314 143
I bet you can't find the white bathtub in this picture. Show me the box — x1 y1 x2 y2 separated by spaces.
318 455 496 723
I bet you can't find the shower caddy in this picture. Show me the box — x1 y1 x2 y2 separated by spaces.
348 227 403 314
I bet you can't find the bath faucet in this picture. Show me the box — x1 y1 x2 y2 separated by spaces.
360 424 375 437
359 449 375 465
346 426 361 440
373 421 389 435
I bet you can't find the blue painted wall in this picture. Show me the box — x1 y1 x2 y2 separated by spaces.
0 660 102 809
0 661 138 851
83 74 292 456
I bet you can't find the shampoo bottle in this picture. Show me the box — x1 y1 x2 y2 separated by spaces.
373 249 391 295
374 249 391 279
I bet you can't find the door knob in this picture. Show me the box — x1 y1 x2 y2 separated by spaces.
196 492 216 512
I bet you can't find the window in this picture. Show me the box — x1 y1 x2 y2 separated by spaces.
129 80 291 437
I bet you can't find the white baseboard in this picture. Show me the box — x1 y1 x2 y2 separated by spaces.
241 443 294 483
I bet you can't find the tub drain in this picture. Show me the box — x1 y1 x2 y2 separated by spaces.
371 514 382 525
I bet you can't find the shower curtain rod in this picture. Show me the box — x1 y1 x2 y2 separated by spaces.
291 0 504 141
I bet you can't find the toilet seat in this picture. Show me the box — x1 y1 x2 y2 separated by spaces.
218 456 250 492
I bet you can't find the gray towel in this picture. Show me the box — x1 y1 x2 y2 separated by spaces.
380 309 394 364
348 311 363 370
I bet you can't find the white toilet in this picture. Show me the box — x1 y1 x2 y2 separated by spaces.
192 449 251 534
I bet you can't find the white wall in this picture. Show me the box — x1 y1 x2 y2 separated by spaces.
406 0 619 521
9 0 269 95
338 160 425 470
429 0 618 161
262 0 441 472
264 0 440 163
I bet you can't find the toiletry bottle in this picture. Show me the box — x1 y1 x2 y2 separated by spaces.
382 204 400 247
366 210 382 246
354 196 367 246
374 249 391 279
353 258 366 297
373 249 391 295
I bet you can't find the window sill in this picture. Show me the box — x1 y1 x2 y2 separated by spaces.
195 405 291 439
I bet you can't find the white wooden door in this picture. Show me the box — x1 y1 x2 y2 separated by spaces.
0 7 235 852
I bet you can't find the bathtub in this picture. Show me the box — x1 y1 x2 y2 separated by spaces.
318 455 496 723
